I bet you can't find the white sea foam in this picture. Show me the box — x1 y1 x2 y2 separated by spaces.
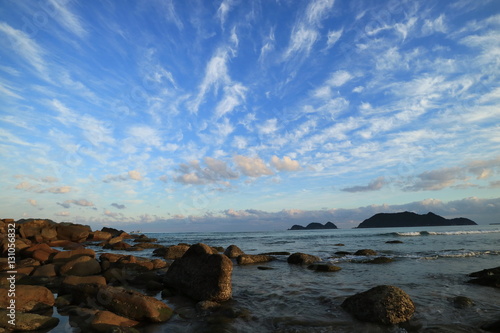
393 229 500 237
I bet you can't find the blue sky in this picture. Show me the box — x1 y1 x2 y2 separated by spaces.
1 0 499 231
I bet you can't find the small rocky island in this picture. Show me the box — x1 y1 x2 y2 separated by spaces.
289 222 338 230
356 212 477 228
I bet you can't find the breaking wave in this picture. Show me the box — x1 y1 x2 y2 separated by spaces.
388 229 500 237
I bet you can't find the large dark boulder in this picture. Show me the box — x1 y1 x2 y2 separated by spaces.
0 285 54 312
164 243 233 302
468 266 500 288
341 285 415 325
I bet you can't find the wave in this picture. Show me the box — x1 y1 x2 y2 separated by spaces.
387 229 500 237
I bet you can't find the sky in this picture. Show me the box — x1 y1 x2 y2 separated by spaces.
0 0 499 232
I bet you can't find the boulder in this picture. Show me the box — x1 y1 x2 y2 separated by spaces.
468 266 500 288
21 244 59 263
104 241 131 250
31 264 58 277
307 263 342 272
56 223 91 242
133 235 157 243
91 231 113 241
96 286 173 322
354 249 378 256
52 248 95 263
91 310 139 332
236 254 274 265
0 311 59 331
341 285 415 325
224 245 245 258
164 243 233 302
17 219 53 240
365 257 394 264
0 285 54 312
59 256 101 276
162 244 191 259
452 296 475 309
61 275 107 295
287 252 320 265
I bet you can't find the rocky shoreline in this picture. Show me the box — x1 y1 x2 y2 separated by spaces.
0 218 499 332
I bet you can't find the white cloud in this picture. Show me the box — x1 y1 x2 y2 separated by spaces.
215 83 247 118
55 211 70 217
271 156 301 172
217 0 234 27
48 0 87 38
0 22 46 75
128 125 162 148
258 118 278 135
103 171 143 183
422 14 447 35
174 157 239 185
234 155 274 177
326 29 343 49
27 199 38 207
327 70 353 87
128 170 143 181
284 27 318 60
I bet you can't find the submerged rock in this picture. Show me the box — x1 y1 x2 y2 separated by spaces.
236 254 274 265
164 243 233 302
307 263 342 272
452 296 475 309
0 310 59 331
287 253 320 265
341 285 415 325
354 249 377 256
468 266 500 288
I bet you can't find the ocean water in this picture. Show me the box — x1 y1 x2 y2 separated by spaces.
54 225 500 332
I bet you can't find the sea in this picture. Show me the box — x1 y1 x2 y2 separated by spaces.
52 225 500 333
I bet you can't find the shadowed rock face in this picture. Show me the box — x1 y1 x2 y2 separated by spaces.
356 212 476 228
164 243 233 302
341 285 415 325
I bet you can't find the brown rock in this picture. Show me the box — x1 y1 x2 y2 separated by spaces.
308 263 342 272
355 249 378 256
104 241 131 250
21 244 59 263
17 219 53 239
0 285 54 312
236 254 274 265
0 310 59 331
51 248 96 263
32 264 58 277
341 285 415 325
91 310 139 333
287 252 320 265
91 231 113 241
224 245 245 258
162 244 191 259
96 286 173 322
59 256 101 276
61 275 106 295
56 223 91 243
164 243 233 302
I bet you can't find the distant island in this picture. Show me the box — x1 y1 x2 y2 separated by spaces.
289 222 338 230
356 212 477 228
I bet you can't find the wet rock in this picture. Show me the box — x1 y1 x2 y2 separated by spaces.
386 240 404 244
132 242 163 249
0 285 54 312
341 285 415 325
164 243 233 302
61 275 107 295
452 296 475 309
224 245 245 258
108 236 124 245
308 263 342 272
0 311 59 331
91 310 139 333
482 319 500 332
423 324 485 332
260 251 291 256
334 243 345 246
237 254 275 265
96 285 173 322
52 248 96 263
257 266 274 270
162 244 191 259
59 256 101 276
104 241 132 251
365 257 394 264
56 223 91 243
196 300 221 312
91 230 113 241
354 249 377 256
47 240 83 250
468 266 500 289
287 252 320 265
133 235 157 243
21 243 59 263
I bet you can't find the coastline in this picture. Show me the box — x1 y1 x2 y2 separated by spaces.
1 219 499 332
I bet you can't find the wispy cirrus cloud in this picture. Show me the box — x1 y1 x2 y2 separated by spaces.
48 0 87 38
342 176 386 192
